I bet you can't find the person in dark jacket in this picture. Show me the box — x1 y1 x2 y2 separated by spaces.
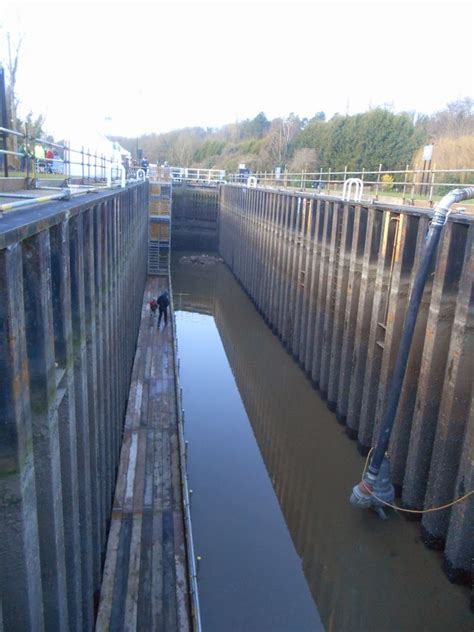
157 290 170 326
140 156 149 177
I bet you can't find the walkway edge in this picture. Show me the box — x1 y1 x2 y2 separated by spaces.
169 276 202 632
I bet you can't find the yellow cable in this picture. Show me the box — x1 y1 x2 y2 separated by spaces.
360 448 474 514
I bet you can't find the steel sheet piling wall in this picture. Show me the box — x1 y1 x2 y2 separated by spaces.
0 183 149 630
49 220 83 628
218 185 474 585
171 185 219 251
23 229 69 630
0 243 44 630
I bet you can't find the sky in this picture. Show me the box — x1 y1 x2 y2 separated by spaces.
0 0 473 141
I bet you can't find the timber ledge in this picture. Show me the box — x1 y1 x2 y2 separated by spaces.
96 275 199 631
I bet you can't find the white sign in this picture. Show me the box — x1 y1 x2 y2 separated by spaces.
423 144 434 161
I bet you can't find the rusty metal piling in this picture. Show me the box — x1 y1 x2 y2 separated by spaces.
0 183 148 630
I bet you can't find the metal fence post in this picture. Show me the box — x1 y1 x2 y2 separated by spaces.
429 164 436 205
402 163 409 203
25 124 30 181
375 163 382 199
411 164 417 204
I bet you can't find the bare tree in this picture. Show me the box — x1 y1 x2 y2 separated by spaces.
6 31 22 153
417 97 474 139
169 131 199 166
262 114 302 169
289 147 319 173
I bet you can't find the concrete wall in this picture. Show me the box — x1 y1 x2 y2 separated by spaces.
171 185 219 251
0 182 149 631
219 185 473 587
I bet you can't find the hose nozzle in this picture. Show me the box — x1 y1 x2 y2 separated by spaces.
350 456 395 519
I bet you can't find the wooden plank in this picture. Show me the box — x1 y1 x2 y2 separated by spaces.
123 514 143 630
108 513 133 631
151 510 164 631
113 431 132 512
132 430 148 514
137 513 154 630
174 512 191 631
143 430 155 511
123 432 139 513
95 517 122 630
98 275 192 631
162 511 178 631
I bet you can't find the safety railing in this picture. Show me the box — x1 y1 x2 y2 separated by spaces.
146 161 474 204
0 125 145 215
0 125 126 185
170 166 226 184
226 166 474 205
146 165 226 185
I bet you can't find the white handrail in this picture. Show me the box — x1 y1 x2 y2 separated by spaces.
342 177 363 202
247 176 257 188
106 164 126 188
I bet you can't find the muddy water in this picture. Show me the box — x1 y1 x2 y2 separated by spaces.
171 252 472 632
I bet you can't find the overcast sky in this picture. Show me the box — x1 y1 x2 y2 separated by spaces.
1 0 473 140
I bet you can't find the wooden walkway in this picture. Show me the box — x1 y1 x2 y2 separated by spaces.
96 276 192 631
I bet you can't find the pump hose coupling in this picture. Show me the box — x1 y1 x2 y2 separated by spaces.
432 186 474 226
350 457 395 520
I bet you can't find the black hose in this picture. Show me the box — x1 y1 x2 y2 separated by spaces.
368 187 474 478
368 222 442 476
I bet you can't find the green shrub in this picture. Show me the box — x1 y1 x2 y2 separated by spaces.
381 173 394 191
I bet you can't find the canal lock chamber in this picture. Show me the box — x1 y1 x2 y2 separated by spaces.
168 181 473 632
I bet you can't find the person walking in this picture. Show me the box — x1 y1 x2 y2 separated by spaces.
45 148 54 173
157 290 170 327
19 143 26 171
149 297 158 320
34 144 45 172
140 156 149 177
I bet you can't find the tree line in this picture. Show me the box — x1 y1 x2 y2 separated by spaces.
112 99 474 174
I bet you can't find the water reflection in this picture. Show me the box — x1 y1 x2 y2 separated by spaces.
172 253 472 632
